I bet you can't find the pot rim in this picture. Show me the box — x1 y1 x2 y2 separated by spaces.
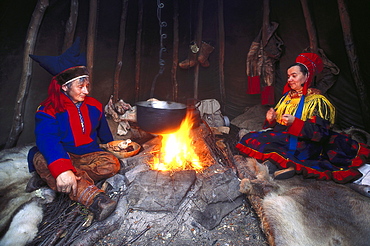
136 100 187 110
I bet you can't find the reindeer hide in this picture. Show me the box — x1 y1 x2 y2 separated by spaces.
235 155 370 246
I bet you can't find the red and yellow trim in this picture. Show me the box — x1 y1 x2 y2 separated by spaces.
236 142 364 184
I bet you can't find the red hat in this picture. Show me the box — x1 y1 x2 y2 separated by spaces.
283 53 323 95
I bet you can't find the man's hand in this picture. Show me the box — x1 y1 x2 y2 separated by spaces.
56 170 81 196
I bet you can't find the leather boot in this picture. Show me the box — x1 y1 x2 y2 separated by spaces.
273 167 295 180
89 193 117 221
197 41 214 67
25 171 47 192
263 160 278 175
179 53 198 69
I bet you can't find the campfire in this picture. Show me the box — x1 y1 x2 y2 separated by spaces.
150 114 206 172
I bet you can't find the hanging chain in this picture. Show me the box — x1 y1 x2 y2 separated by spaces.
150 0 167 98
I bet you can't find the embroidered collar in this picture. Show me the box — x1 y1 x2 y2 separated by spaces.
289 90 303 98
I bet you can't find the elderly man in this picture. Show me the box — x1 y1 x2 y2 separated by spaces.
27 38 120 221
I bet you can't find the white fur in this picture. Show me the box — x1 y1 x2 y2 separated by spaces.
0 146 34 233
0 187 55 246
0 200 43 246
0 145 56 245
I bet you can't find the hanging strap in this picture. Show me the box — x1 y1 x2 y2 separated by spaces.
288 95 305 154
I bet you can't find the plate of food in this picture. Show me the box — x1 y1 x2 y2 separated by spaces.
105 139 141 158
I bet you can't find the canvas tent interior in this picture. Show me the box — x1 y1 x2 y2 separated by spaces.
0 0 370 149
1 1 370 245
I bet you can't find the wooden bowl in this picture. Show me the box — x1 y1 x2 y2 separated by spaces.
106 140 141 159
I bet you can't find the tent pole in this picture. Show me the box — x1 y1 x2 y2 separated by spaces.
218 0 225 111
113 0 129 102
87 0 98 86
193 0 204 99
337 0 370 131
5 0 49 149
63 0 79 52
300 0 318 53
135 0 143 101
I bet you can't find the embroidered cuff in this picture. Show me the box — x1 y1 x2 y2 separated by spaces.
288 118 304 136
48 158 77 179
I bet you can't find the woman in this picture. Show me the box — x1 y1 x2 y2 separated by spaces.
236 53 370 184
27 38 121 221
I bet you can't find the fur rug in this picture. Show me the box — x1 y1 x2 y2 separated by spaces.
234 155 370 246
0 145 55 246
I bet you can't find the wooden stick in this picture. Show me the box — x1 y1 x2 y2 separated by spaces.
171 0 179 101
218 0 225 110
5 0 49 149
113 0 129 102
337 0 370 131
87 0 98 86
63 0 79 52
300 0 318 53
193 0 204 99
135 0 143 101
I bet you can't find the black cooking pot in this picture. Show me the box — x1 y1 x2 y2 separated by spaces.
136 101 187 134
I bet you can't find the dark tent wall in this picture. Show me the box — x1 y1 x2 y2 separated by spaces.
0 0 369 149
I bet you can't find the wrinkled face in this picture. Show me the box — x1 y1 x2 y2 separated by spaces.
287 65 308 91
62 77 90 103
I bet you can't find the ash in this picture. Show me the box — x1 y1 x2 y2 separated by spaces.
99 164 268 246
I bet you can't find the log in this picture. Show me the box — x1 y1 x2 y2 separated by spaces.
193 0 204 99
135 0 143 101
5 0 49 149
87 0 98 86
233 156 276 246
337 0 370 131
113 0 129 102
171 0 179 101
218 0 225 110
62 0 79 52
300 0 318 53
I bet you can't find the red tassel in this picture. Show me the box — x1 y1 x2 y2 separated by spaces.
261 86 275 105
40 78 65 113
246 76 261 94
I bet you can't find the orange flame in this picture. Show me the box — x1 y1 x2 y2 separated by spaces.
150 114 203 172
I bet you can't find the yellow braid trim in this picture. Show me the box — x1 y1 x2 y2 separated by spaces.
275 93 335 125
